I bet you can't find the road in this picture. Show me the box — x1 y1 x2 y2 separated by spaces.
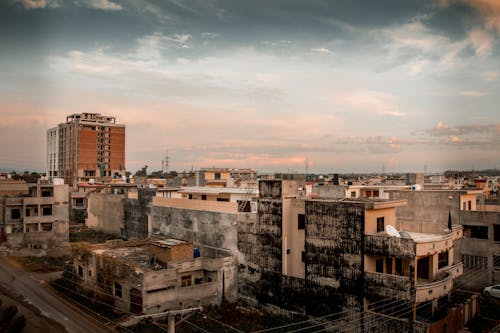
0 257 112 333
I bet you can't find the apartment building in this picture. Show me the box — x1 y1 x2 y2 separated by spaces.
238 180 475 332
47 113 125 186
0 181 69 248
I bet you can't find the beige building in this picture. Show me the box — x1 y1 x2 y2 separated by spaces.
71 238 237 315
0 182 69 248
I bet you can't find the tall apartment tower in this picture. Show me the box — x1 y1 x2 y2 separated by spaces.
46 113 125 186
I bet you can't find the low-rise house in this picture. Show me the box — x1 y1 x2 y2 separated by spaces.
71 238 237 314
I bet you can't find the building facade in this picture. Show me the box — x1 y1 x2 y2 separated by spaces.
47 113 126 186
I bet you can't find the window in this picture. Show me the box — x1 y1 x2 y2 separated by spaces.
41 190 52 197
216 198 229 202
42 206 52 216
493 256 500 270
114 282 122 298
463 226 488 239
462 255 488 270
373 190 379 198
377 217 385 233
41 223 52 231
494 225 500 242
188 194 193 199
181 275 191 287
376 259 384 273
201 195 207 200
438 251 449 269
214 172 221 180
301 251 306 263
25 209 30 217
10 209 21 220
78 265 83 277
395 258 403 276
351 191 356 198
298 214 305 230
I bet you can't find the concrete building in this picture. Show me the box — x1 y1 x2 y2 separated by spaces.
71 238 237 315
387 189 500 287
47 113 126 186
196 168 257 188
0 182 69 248
237 180 475 332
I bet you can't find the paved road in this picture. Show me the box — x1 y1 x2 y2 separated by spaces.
0 257 112 333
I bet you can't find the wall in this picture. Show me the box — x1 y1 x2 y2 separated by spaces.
87 192 124 236
305 200 365 315
387 190 461 233
365 207 396 235
123 188 155 239
282 198 305 278
150 206 241 254
315 185 347 198
153 197 238 213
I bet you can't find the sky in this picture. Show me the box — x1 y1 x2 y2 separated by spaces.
0 0 499 174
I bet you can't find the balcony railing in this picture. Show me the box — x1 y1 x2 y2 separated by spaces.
365 271 413 300
415 263 462 303
364 235 415 258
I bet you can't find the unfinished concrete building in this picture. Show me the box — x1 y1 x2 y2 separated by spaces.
47 113 126 186
0 182 69 248
71 238 237 314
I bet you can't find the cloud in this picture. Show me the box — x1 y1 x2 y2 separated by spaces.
482 71 498 81
19 0 61 9
426 122 500 137
340 90 405 117
468 27 494 57
448 0 500 34
311 47 332 54
78 0 122 11
460 90 487 97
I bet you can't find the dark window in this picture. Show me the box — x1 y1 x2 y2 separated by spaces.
298 214 305 230
286 249 291 254
493 256 500 269
438 251 449 269
42 206 52 216
78 265 83 277
351 191 356 198
25 209 30 217
10 209 21 220
181 275 191 287
97 275 104 286
88 270 92 277
214 172 221 180
41 190 52 197
377 217 385 233
464 226 488 239
301 251 306 263
188 194 193 199
216 198 229 202
373 190 379 198
417 256 430 280
115 282 122 298
376 259 384 273
201 195 207 200
386 258 392 274
395 258 403 276
494 225 500 242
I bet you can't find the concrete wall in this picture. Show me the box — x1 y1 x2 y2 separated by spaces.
123 188 155 239
387 190 461 233
150 206 241 255
87 192 124 236
305 200 365 315
152 197 238 213
282 198 305 278
315 185 347 198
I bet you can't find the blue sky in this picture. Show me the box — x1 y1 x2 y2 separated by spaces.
0 0 499 173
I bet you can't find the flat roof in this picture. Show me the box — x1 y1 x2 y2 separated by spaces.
177 186 258 195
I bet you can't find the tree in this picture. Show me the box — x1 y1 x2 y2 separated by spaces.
134 165 148 177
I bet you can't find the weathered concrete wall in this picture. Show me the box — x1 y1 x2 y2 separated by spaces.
150 206 241 254
305 200 365 315
387 190 460 233
87 192 124 236
315 185 347 198
364 235 416 258
123 188 155 239
22 221 69 248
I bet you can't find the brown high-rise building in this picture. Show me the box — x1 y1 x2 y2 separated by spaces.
47 113 125 186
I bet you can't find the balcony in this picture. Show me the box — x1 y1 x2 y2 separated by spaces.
364 271 413 300
364 234 415 258
415 263 463 303
414 226 463 257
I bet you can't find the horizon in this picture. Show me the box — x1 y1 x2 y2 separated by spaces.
1 0 499 173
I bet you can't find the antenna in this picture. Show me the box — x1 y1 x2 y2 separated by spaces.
305 158 309 178
162 149 169 174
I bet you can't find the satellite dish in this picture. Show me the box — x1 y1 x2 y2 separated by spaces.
386 225 401 238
